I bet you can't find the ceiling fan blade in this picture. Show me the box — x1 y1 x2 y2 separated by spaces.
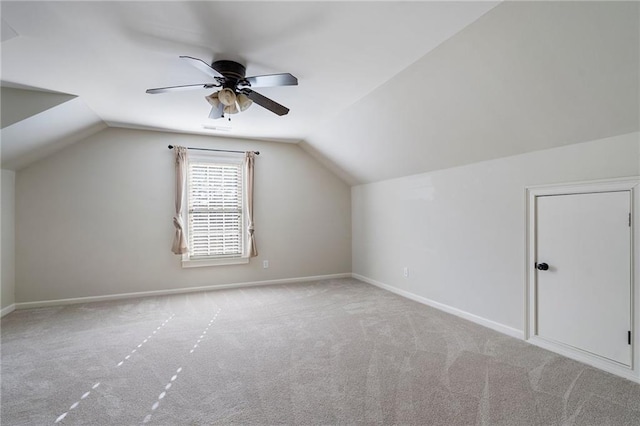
180 56 223 80
243 89 290 116
146 83 218 94
208 102 224 119
244 73 298 88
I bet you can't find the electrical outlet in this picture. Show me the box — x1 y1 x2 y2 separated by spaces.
263 260 269 269
403 267 408 278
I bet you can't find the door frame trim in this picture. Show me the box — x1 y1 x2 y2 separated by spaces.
525 176 640 381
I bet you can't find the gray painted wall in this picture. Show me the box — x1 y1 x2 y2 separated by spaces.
1 169 16 310
352 132 640 332
15 128 351 303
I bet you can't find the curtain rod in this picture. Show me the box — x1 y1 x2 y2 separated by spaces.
168 145 259 155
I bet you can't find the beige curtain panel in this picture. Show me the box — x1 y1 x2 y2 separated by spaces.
171 146 189 255
245 151 258 257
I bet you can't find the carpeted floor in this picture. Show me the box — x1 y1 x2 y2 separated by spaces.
1 278 639 425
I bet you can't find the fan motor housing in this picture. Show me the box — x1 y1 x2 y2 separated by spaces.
212 60 246 86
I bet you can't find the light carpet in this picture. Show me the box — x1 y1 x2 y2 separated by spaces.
1 278 639 425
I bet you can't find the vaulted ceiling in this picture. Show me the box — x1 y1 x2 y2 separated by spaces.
1 1 638 184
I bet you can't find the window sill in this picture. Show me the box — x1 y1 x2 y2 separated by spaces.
181 256 249 268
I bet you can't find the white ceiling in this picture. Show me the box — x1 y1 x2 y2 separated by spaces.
1 1 637 184
0 1 497 142
305 1 640 183
1 96 106 170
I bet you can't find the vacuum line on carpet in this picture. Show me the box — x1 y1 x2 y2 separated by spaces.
54 382 101 423
53 313 175 424
117 313 176 367
141 308 221 425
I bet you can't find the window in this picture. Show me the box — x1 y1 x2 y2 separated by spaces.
182 154 248 267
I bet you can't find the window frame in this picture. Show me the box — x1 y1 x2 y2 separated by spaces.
181 152 249 268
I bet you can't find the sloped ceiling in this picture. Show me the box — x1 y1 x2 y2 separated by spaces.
0 87 106 170
304 1 640 184
1 1 638 183
0 1 498 144
1 85 76 128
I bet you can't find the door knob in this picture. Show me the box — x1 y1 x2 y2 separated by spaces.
536 262 549 271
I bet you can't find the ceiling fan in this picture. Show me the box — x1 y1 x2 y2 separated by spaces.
146 56 298 119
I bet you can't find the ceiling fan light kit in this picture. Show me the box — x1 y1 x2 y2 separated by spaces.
147 56 297 120
218 88 237 106
206 90 252 117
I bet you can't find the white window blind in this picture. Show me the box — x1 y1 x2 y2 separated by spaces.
187 161 244 259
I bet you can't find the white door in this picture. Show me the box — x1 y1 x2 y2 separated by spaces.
536 191 631 366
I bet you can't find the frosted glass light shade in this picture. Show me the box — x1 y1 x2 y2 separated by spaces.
205 90 252 115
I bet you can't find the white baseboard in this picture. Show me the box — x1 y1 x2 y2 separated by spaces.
14 273 352 310
352 273 524 340
527 336 639 384
11 272 524 343
1 304 16 318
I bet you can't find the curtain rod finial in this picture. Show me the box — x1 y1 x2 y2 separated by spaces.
168 145 174 149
